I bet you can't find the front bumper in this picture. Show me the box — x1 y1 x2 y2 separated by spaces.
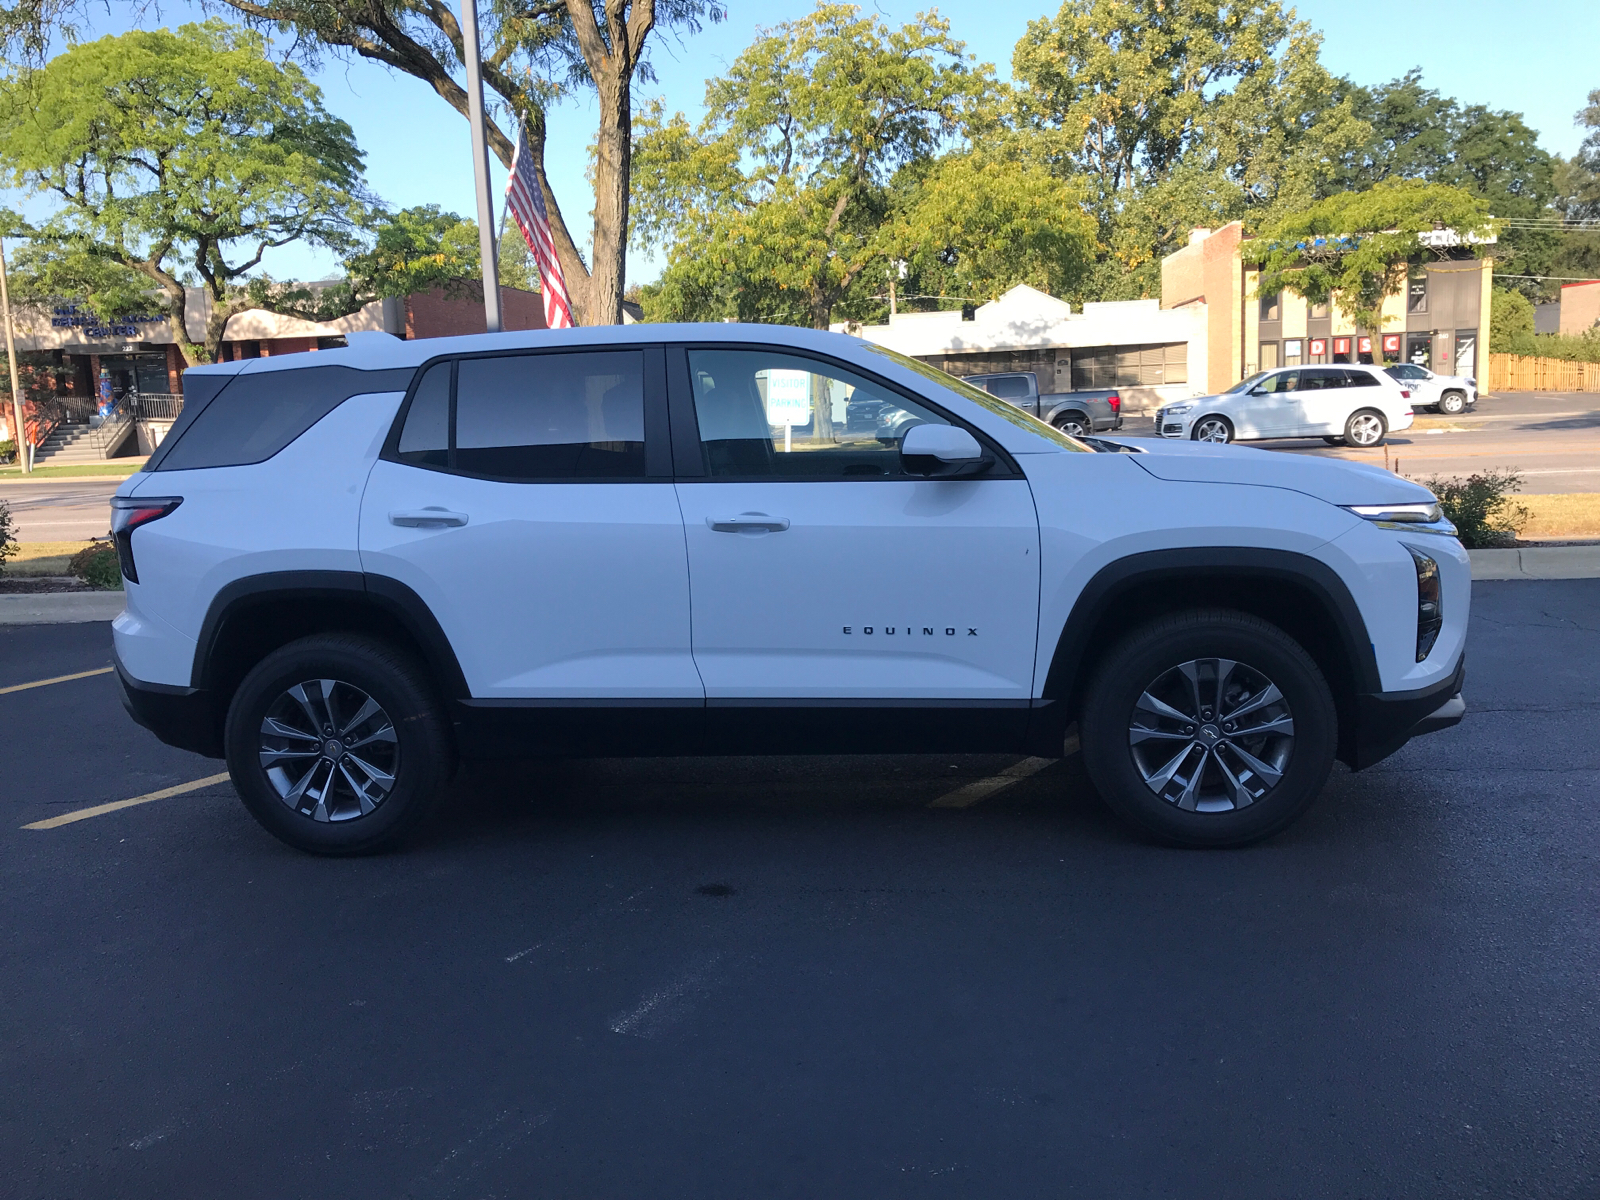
114 652 224 759
1343 652 1466 770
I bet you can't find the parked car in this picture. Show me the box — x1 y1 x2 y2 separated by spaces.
1385 362 1477 414
1156 364 1415 447
112 325 1466 854
962 371 1123 437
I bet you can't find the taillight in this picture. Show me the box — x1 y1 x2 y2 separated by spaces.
1108 393 1121 413
110 496 182 584
1399 389 1410 399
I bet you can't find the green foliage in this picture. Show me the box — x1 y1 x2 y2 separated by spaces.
1242 179 1493 339
0 498 15 572
1425 470 1527 549
1489 288 1535 349
67 542 122 589
0 21 372 361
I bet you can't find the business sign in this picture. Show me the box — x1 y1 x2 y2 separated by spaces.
1382 334 1402 354
1333 337 1351 355
1309 338 1327 356
764 369 812 426
1357 336 1373 354
51 303 166 340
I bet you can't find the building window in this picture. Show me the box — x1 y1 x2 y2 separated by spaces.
921 349 1057 378
1259 341 1279 371
1069 343 1187 389
1259 292 1281 321
1407 272 1428 314
1309 301 1330 319
1283 339 1303 367
1455 330 1477 378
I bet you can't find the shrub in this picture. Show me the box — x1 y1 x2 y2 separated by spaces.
0 437 16 464
68 542 123 590
1425 469 1529 548
0 499 15 572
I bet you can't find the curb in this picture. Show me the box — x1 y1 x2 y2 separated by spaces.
0 592 126 624
1470 547 1600 580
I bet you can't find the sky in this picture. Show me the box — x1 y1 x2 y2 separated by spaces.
5 0 1597 285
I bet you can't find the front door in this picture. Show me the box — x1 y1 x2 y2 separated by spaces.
1241 369 1300 436
668 346 1041 749
359 347 701 748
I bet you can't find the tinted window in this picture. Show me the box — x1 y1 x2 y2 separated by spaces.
454 351 645 480
984 375 1032 400
687 348 953 479
1345 368 1381 387
397 362 450 468
1299 368 1346 390
156 366 415 471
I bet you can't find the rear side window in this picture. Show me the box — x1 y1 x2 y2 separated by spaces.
1344 368 1381 387
984 375 1032 400
155 366 415 471
394 350 647 481
1299 368 1346 390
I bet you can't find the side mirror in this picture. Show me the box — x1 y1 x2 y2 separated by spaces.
900 423 987 477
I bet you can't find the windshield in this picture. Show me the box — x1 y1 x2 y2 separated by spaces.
860 344 1089 452
1224 372 1268 395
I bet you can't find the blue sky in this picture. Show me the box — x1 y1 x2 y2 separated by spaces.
6 0 1597 284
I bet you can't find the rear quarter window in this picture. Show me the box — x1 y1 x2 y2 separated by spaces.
154 366 415 471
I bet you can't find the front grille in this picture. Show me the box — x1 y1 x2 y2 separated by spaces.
1162 423 1184 435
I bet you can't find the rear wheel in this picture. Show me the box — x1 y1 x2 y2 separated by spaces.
1079 610 1337 847
1192 416 1233 444
1322 436 1345 445
1438 390 1466 415
1344 409 1387 447
224 634 453 855
1053 412 1090 438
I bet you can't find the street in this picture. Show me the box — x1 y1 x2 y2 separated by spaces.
3 580 1597 1198
0 476 121 542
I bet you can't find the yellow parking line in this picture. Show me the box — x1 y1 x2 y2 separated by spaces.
0 666 114 696
930 757 1056 809
23 773 231 830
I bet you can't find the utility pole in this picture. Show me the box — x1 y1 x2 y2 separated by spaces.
0 236 27 474
460 0 503 333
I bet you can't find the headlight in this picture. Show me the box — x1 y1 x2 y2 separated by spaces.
1346 502 1442 524
1165 403 1195 416
1406 545 1443 662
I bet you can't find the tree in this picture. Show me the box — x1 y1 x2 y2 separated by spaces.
1489 286 1535 352
1243 179 1494 345
0 22 371 364
213 0 723 325
633 6 1014 329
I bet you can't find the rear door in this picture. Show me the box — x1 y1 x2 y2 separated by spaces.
1290 367 1351 435
359 346 701 744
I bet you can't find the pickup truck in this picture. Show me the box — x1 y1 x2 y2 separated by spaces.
963 371 1123 437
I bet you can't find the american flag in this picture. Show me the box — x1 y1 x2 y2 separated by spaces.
504 123 574 329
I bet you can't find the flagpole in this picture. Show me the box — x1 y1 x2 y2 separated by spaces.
460 0 503 333
0 236 28 474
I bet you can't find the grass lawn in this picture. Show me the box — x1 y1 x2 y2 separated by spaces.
0 462 143 479
1519 493 1600 540
3 540 98 576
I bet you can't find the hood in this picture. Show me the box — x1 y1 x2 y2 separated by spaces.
1130 439 1434 506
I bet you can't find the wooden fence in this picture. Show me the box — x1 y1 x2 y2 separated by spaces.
1488 353 1600 392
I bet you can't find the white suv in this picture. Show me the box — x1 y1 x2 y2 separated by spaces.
1157 364 1414 447
111 326 1467 854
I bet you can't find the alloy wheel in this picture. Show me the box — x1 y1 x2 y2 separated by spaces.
1127 657 1295 812
1347 412 1385 446
1194 418 1231 443
259 678 399 822
1056 418 1088 437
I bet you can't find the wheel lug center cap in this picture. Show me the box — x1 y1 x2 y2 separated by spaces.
323 739 345 759
1198 725 1222 744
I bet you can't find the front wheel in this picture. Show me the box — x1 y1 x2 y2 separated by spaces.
1345 409 1387 447
1053 413 1090 438
224 634 454 854
1438 391 1466 415
1322 436 1346 445
1191 416 1233 444
1079 610 1337 847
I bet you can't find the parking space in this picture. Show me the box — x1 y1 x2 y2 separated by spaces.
3 581 1599 1197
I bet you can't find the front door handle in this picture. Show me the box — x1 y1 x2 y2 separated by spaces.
707 513 791 533
390 508 469 528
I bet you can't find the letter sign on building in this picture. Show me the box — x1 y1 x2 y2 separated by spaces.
1357 336 1372 355
1309 338 1327 357
1382 334 1402 354
1333 337 1350 356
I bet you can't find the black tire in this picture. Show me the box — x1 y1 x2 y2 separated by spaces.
1053 412 1090 438
1191 415 1234 444
1079 609 1337 848
1322 436 1345 445
1344 408 1387 447
224 634 453 855
1438 390 1466 415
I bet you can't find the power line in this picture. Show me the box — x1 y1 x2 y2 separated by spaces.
1496 273 1600 282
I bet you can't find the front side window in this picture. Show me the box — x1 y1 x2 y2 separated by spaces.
687 348 955 479
395 350 646 481
1253 371 1299 394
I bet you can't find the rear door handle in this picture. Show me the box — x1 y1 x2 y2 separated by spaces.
390 508 469 528
707 513 791 533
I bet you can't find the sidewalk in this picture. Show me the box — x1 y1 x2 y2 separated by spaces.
1468 546 1600 580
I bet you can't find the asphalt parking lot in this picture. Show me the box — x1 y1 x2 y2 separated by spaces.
4 581 1598 1198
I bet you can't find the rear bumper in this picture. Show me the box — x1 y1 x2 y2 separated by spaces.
114 652 224 759
1344 653 1466 770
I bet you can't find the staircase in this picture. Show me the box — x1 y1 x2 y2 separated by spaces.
32 398 140 466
